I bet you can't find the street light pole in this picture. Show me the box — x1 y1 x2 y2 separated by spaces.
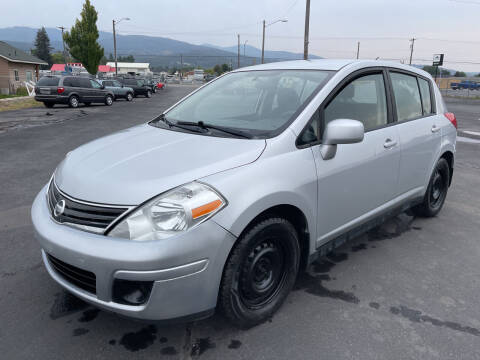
113 17 130 76
237 34 240 69
261 20 266 64
304 0 310 60
261 19 288 64
57 26 67 63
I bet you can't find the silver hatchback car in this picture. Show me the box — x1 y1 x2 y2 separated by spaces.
32 60 457 327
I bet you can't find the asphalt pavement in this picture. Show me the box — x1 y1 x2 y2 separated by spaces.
1 88 479 359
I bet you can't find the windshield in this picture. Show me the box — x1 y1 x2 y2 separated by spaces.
165 70 332 138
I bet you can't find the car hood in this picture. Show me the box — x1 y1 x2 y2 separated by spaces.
54 124 266 204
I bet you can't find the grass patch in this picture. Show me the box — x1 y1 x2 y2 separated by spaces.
0 98 42 112
0 94 24 99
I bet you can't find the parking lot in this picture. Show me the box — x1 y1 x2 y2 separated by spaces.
1 86 480 359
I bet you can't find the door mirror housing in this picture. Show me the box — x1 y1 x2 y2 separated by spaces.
100 84 105 89
320 119 364 160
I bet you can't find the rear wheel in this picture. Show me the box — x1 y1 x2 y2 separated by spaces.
126 92 133 101
68 96 79 108
219 217 300 328
146 90 152 98
412 158 450 217
43 102 54 108
105 95 113 106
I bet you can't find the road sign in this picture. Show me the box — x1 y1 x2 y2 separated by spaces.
433 54 444 66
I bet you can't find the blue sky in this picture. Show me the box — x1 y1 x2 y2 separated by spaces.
3 0 480 71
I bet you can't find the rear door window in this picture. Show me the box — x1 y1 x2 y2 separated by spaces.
37 77 59 86
390 72 423 122
79 78 92 88
418 78 433 115
62 77 75 87
324 73 388 132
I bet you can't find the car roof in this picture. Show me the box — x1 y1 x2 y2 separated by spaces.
235 59 432 78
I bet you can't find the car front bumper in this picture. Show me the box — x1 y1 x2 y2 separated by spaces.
31 186 236 320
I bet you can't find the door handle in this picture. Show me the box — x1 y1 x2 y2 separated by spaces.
384 139 397 149
431 125 441 133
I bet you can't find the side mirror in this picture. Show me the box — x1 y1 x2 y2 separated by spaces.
320 119 364 160
100 84 105 89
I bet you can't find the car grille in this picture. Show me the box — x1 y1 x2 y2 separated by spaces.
47 180 129 234
47 254 97 294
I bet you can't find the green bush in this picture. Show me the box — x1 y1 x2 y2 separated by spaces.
16 87 28 96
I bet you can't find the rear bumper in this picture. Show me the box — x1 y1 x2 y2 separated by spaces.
32 186 237 320
34 95 69 103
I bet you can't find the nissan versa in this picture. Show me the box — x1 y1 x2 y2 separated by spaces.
32 60 457 327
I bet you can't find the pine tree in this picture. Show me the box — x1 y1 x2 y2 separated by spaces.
63 0 104 74
33 27 51 67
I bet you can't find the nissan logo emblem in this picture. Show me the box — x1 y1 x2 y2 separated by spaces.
54 200 66 217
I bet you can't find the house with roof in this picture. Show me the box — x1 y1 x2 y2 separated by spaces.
0 41 48 94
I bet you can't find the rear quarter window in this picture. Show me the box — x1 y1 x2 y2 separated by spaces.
37 77 59 86
418 78 433 115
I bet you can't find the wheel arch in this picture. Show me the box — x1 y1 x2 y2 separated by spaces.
440 150 454 186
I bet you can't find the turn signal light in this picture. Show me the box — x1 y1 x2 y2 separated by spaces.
57 87 65 94
445 113 457 129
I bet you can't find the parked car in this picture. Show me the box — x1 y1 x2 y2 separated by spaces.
34 76 115 108
204 74 216 82
450 80 480 90
141 78 157 93
115 78 152 98
97 79 134 101
32 60 456 328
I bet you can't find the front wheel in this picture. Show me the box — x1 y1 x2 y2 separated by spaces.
146 90 152 98
126 92 133 101
105 95 113 106
219 217 300 328
412 158 450 217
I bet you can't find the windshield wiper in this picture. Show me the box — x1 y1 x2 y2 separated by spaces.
153 114 203 133
176 121 253 139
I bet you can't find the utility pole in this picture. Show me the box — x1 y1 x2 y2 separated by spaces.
180 54 183 80
304 0 310 60
356 41 360 59
112 17 130 77
409 38 416 65
237 34 240 69
113 20 118 76
261 20 266 64
244 40 248 58
57 26 67 63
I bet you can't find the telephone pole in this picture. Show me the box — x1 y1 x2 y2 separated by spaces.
304 0 310 60
261 20 266 64
112 17 130 76
409 38 416 65
237 34 240 69
57 26 67 63
356 41 360 59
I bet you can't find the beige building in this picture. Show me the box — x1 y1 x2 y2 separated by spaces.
0 41 47 94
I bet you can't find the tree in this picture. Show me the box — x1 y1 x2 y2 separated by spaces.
117 55 135 62
33 27 51 68
99 55 107 65
454 71 466 77
51 52 64 64
422 66 450 77
476 73 480 77
221 63 230 73
108 53 114 61
63 0 104 74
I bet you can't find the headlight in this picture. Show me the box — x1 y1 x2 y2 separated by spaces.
108 182 226 241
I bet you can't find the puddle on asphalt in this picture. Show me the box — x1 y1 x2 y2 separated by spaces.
191 337 216 357
119 324 158 352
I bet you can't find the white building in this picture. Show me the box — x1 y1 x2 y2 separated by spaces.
106 62 151 75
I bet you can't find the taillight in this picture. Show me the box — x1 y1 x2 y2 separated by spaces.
57 87 65 94
445 112 457 129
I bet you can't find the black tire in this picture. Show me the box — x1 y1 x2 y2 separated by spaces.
126 92 133 101
219 217 300 328
43 102 54 108
152 87 157 93
105 95 113 106
146 90 152 98
84 102 91 106
412 158 450 217
68 95 79 108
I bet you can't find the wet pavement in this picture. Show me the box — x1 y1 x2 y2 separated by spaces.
0 92 479 359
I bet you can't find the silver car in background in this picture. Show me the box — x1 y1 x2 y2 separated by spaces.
32 60 457 328
97 79 134 102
